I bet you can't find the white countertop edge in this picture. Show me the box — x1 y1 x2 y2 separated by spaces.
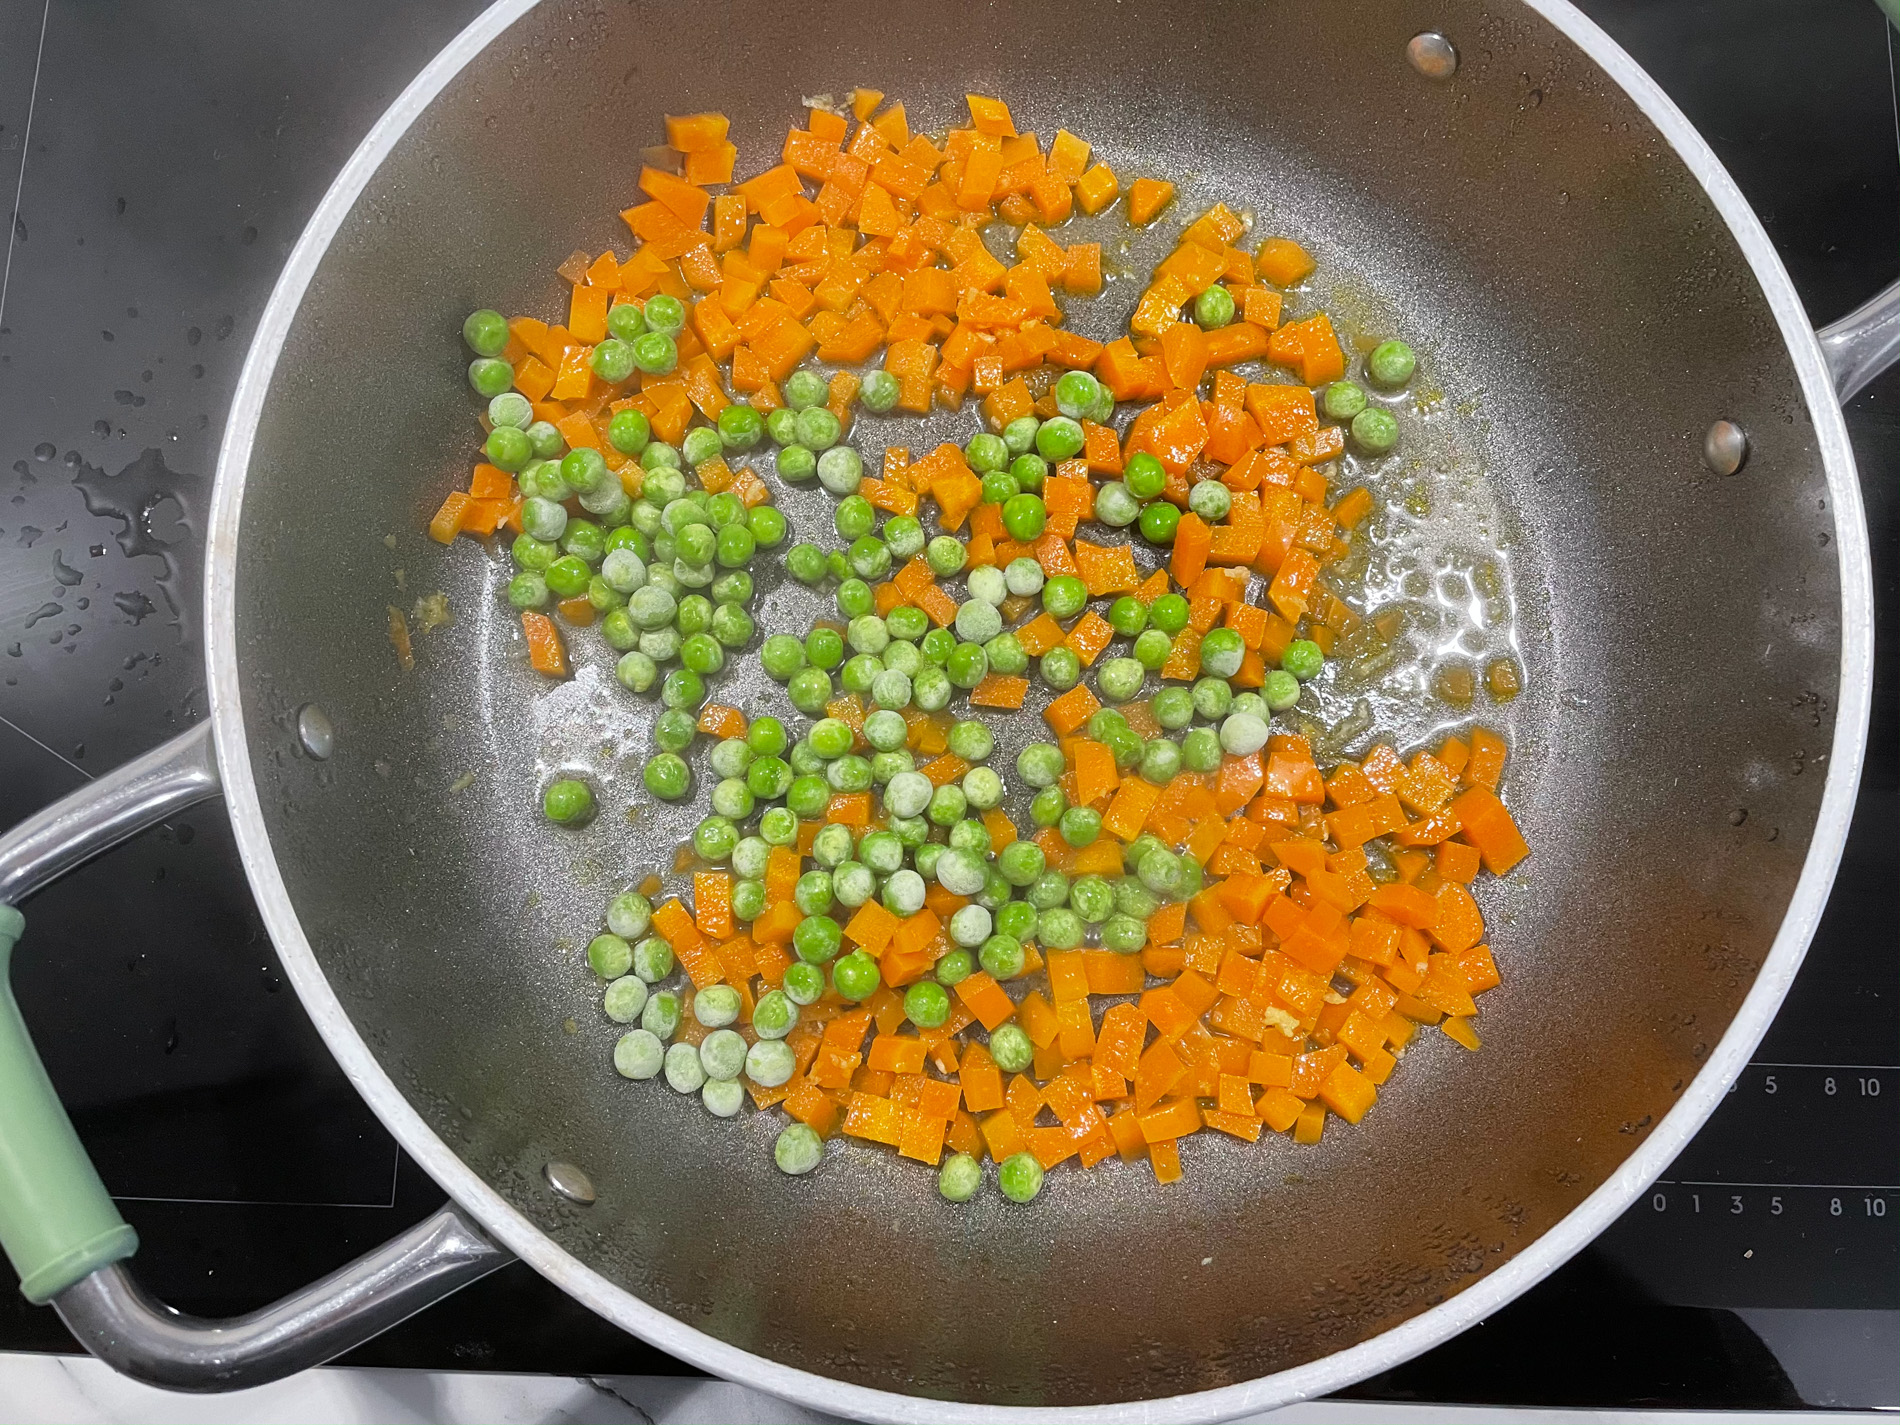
0 1354 1889 1425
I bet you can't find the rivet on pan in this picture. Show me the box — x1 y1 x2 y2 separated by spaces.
296 704 335 760
544 1159 597 1205
1407 32 1458 79
1703 420 1749 476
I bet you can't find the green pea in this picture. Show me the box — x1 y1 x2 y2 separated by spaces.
632 293 678 334
1059 805 1101 848
786 668 832 718
631 936 675 983
941 641 983 689
1069 874 1115 924
783 961 825 1005
938 1151 982 1201
795 407 842 451
699 1028 747 1081
1322 380 1367 422
927 535 967 578
999 493 1047 541
838 652 879 697
664 1040 706 1092
1263 668 1302 711
1368 339 1417 388
604 893 653 943
1200 627 1246 679
806 626 845 669
981 470 1020 506
1054 370 1103 421
1039 646 1081 691
858 368 900 413
1189 479 1232 522
483 424 530 473
920 627 958 665
1004 558 1046 598
630 332 677 374
966 432 1010 473
793 914 842 964
883 515 926 561
587 932 633 979
508 573 550 610
832 949 881 1001
848 535 890 581
979 933 1023 980
463 308 509 356
1128 628 1168 672
615 650 658 692
751 989 798 1040
984 631 1028 676
1190 676 1232 720
1194 283 1236 329
947 818 993 858
643 752 690 800
717 403 764 450
591 338 636 384
526 421 565 459
1146 595 1187 637
746 1038 797 1088
661 668 705 711
1099 596 1145 637
759 806 799 845
640 989 682 1042
778 444 817 481
542 778 594 825
954 599 1002 645
1009 452 1047 491
786 774 830 818
836 578 873 620
1180 726 1222 774
1097 656 1146 702
710 603 754 647
613 1028 664 1080
746 504 788 548
1282 638 1324 681
879 606 925 644
707 779 751 827
1037 904 1085 950
1351 407 1400 454
989 1023 1034 1074
1139 500 1181 544
775 1122 824 1175
1220 711 1271 756
606 300 647 343
731 880 766 922
655 708 697 753
784 369 828 410
1036 415 1085 461
603 975 649 1023
760 634 806 682
929 948 970 986
487 391 532 429
1118 452 1162 502
818 446 863 496
1042 574 1088 619
468 357 513 397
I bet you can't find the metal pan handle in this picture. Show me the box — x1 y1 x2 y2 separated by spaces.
1817 278 1900 402
0 724 511 1390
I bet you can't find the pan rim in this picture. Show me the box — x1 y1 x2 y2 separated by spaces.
203 0 1876 1419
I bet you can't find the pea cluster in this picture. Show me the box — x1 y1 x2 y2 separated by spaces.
581 890 790 1122
465 301 812 821
1320 339 1416 458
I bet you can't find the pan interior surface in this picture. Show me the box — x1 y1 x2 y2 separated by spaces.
227 0 1843 1409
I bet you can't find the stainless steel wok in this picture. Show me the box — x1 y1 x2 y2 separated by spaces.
0 0 1886 1418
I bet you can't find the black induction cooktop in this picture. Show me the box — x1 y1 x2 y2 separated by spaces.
0 0 1893 1410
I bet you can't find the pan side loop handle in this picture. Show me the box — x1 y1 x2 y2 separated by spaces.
0 723 221 1305
1817 279 1900 404
0 724 512 1388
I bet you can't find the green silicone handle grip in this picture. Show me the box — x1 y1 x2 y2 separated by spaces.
0 906 138 1303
